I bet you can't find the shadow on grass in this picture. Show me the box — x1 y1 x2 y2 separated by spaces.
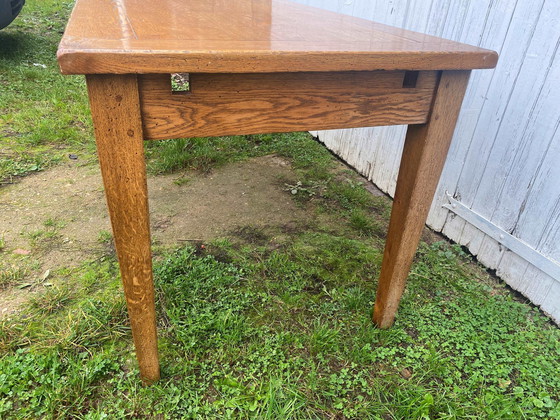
0 32 45 62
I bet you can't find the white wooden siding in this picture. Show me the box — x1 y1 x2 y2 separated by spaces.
295 0 560 323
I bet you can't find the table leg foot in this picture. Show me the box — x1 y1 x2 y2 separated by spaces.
87 74 160 382
373 70 471 328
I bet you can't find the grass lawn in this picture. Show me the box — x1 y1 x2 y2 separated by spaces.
1 1 560 419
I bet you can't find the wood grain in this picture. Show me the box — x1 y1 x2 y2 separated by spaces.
139 71 438 140
372 70 471 328
57 0 497 74
86 74 160 383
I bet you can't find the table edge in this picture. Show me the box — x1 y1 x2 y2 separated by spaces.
57 48 498 75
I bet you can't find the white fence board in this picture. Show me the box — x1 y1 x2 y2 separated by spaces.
445 0 545 257
297 0 560 324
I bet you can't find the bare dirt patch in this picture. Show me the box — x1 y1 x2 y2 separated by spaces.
0 154 308 316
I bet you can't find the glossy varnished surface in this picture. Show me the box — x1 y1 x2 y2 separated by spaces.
57 0 498 74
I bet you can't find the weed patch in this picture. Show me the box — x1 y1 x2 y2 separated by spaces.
1 241 559 418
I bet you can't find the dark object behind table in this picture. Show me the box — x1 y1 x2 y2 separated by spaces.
0 0 25 30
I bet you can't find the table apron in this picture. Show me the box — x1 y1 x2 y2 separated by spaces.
138 71 439 140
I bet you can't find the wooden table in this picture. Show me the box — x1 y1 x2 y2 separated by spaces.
57 0 497 383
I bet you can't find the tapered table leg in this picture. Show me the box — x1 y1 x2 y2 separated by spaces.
86 74 160 382
373 70 471 328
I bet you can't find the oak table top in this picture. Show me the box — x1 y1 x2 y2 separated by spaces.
57 0 497 75
58 0 498 383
